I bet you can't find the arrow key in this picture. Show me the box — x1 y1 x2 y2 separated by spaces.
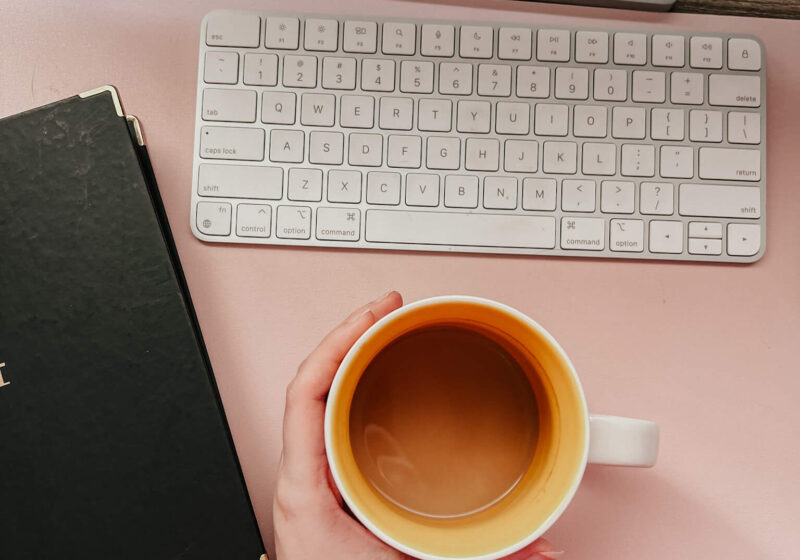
727 223 761 257
649 220 683 254
688 221 722 239
688 238 722 255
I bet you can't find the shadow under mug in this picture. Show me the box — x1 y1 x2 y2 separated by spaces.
325 296 659 560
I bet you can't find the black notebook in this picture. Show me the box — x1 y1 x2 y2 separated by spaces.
0 87 265 560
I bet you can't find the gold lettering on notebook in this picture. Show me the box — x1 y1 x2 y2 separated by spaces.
0 362 10 388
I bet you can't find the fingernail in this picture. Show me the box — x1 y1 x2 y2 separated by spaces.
376 290 393 301
538 552 565 559
348 308 373 324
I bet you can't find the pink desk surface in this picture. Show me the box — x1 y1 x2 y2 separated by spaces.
2 1 799 557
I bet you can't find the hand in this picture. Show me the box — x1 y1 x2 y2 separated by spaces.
273 291 563 560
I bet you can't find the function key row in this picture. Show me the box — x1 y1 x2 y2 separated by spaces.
206 13 762 70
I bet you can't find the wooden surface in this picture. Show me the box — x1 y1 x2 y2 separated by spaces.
674 0 800 18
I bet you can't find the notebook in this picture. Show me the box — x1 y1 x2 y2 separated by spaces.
0 87 265 560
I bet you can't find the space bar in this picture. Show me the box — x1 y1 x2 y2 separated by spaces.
365 210 556 249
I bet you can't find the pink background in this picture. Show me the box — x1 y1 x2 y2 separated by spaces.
2 1 799 558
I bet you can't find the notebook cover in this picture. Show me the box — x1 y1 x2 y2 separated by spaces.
0 88 265 559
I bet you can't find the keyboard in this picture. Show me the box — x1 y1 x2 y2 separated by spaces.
192 9 767 262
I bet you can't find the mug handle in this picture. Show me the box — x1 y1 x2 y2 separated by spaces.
588 414 660 467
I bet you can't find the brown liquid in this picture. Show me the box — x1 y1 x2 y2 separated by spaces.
349 326 539 518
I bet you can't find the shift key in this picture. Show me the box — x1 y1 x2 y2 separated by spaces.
200 126 264 160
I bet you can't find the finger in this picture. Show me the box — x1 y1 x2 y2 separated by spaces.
281 291 403 482
500 538 563 560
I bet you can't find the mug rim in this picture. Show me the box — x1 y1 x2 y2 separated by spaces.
324 295 590 560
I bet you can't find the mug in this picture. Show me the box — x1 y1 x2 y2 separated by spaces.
325 296 659 560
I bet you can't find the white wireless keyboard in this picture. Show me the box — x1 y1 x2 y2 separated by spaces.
192 9 767 262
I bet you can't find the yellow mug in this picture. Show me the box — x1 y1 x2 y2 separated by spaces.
325 296 659 560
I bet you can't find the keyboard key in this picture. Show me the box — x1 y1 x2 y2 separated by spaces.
444 175 479 208
652 35 684 67
262 92 296 124
498 28 532 60
265 17 299 49
460 26 494 59
387 135 422 168
322 57 357 90
300 93 336 126
610 219 644 252
483 177 517 209
198 164 282 199
573 105 608 138
651 108 684 141
534 104 569 136
542 141 577 174
340 95 374 128
348 133 383 166
456 100 491 133
688 222 722 238
366 210 556 249
727 223 761 256
555 67 589 100
418 100 453 132
640 182 674 215
305 19 338 51
614 32 647 65
269 129 304 163
276 206 312 239
206 12 260 47
382 22 416 55
361 59 395 92
708 75 761 107
631 71 665 103
560 217 605 250
522 178 556 211
688 238 722 255
504 140 538 173
562 179 596 212
379 97 414 130
343 21 377 53
421 24 455 56
202 89 256 122
440 63 473 95
728 112 761 144
316 207 361 241
236 204 271 238
243 54 278 86
671 72 704 105
196 201 232 235
204 52 238 84
200 126 264 160
612 107 645 139
309 131 344 165
406 174 440 206
689 110 723 142
465 138 500 171
601 181 635 213
367 172 402 204
690 36 722 69
594 69 627 101
536 29 570 62
400 60 435 93
679 183 761 218
728 38 762 71
582 143 616 175
516 66 550 98
660 146 693 179
621 144 655 177
478 64 512 97
288 168 323 201
575 31 609 63
283 55 317 87
328 170 362 203
649 221 683 253
698 147 761 181
496 102 529 134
